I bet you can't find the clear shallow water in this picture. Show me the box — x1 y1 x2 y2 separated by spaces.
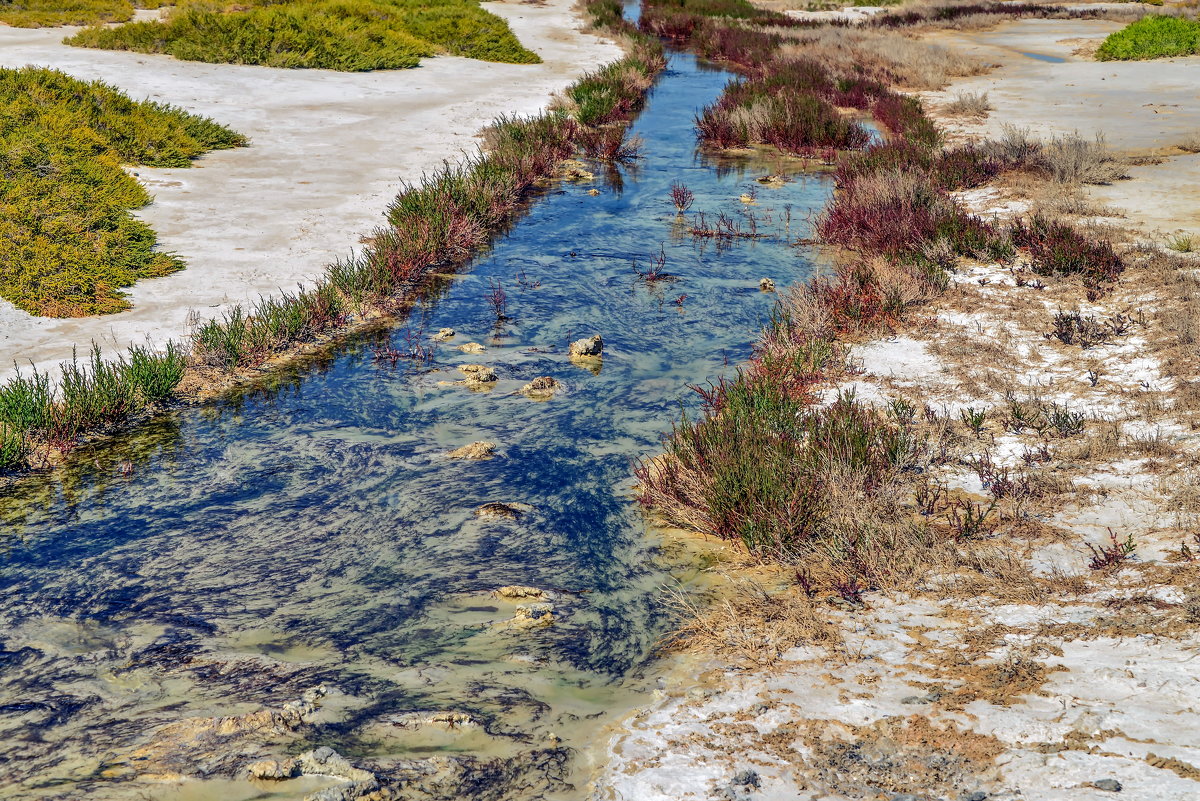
1019 50 1067 63
0 52 831 800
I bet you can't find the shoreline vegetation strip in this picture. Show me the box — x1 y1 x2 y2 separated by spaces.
631 0 1133 588
0 0 663 475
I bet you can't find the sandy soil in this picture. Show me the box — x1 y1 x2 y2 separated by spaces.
593 18 1200 801
0 0 620 383
921 18 1200 237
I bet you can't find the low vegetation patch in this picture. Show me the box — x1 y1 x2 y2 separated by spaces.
0 0 164 28
0 66 246 317
696 61 871 152
1010 214 1124 291
1096 15 1200 61
66 0 540 71
0 343 186 471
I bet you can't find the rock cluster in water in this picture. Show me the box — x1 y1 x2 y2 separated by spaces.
129 686 327 779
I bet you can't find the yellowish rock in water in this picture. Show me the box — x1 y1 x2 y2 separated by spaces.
129 687 326 779
739 193 757 204
247 759 296 780
587 188 601 196
432 327 455 341
456 342 486 354
759 277 776 292
520 376 560 399
475 501 532 520
447 441 496 460
458 364 497 389
756 174 788 188
493 585 551 600
568 334 603 358
560 159 595 181
507 602 555 629
387 710 479 730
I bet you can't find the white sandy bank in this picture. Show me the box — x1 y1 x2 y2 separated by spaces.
0 0 620 382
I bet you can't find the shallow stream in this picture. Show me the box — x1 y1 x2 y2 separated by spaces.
0 47 831 800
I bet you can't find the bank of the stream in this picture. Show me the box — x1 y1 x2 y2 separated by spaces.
0 39 836 800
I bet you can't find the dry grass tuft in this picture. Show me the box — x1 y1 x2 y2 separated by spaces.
664 578 842 667
941 90 992 117
1178 132 1200 154
776 26 987 90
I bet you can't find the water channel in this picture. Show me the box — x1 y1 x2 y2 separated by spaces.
0 39 833 801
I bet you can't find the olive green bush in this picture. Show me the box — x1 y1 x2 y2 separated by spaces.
67 0 541 70
0 67 246 317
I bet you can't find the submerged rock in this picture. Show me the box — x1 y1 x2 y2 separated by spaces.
458 364 497 390
132 686 326 779
458 364 496 381
387 710 479 731
559 159 595 181
297 746 376 784
247 758 298 780
432 328 456 342
456 342 486 354
475 502 532 520
759 277 776 292
568 335 603 358
446 441 496 460
244 747 379 801
508 602 555 629
492 585 552 601
520 376 560 399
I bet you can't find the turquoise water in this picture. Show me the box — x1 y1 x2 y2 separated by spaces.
0 51 832 800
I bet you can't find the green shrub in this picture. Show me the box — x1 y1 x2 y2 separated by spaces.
59 345 142 432
0 366 54 431
0 424 27 472
0 67 246 316
67 0 541 70
0 0 150 28
638 385 921 557
1096 15 1200 61
126 341 187 401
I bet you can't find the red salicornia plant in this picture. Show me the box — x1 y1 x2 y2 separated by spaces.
486 278 508 322
670 181 694 213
